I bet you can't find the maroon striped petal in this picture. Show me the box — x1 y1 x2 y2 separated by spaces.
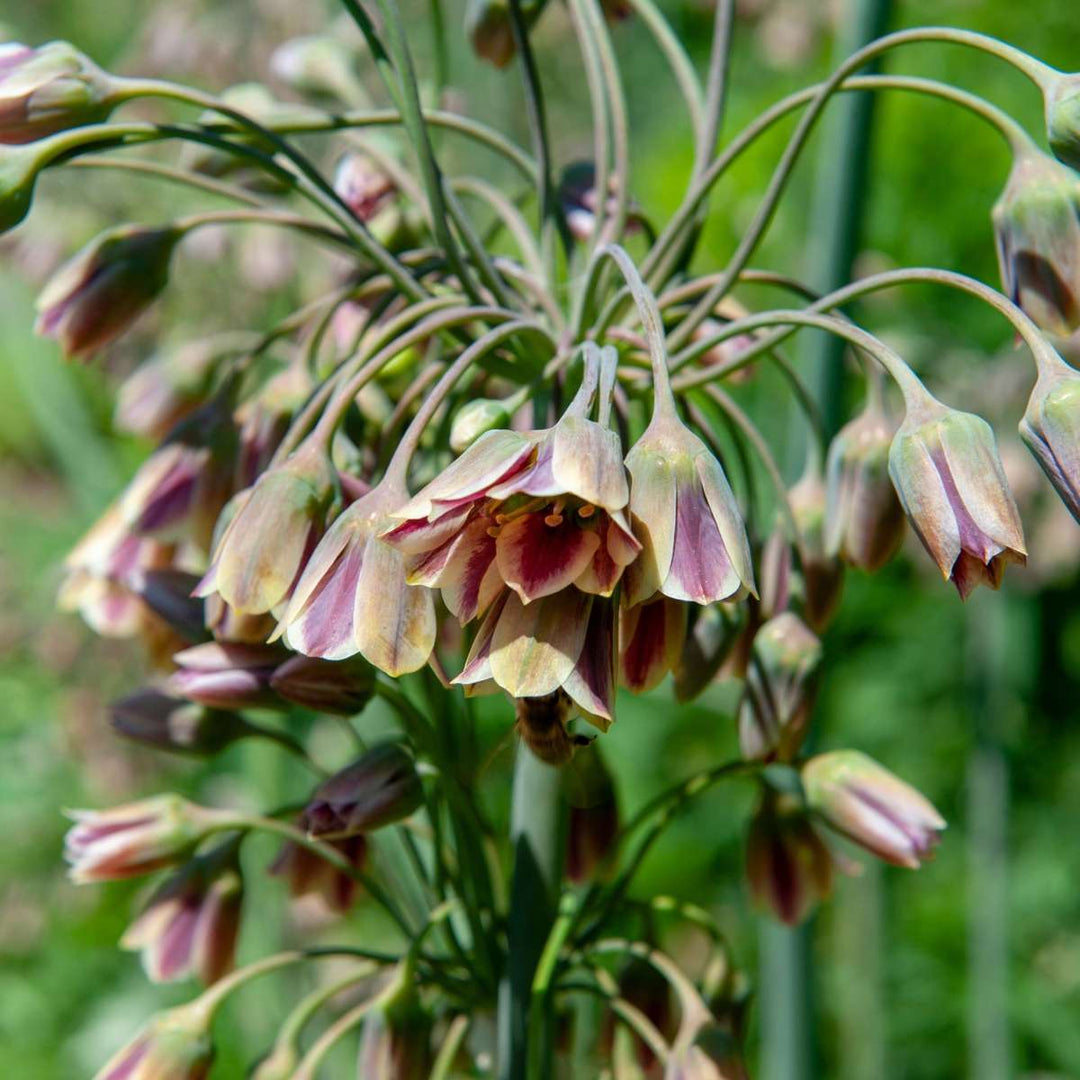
496 512 600 603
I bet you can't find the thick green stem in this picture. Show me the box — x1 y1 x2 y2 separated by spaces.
498 744 563 1080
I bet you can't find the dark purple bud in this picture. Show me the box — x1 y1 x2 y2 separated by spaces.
269 654 375 715
110 690 251 755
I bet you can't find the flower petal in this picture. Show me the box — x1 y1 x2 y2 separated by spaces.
550 415 629 510
619 596 686 693
496 512 600 603
625 438 677 606
562 598 616 727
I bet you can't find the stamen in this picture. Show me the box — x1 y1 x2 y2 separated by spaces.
486 526 501 539
578 504 596 519
544 513 564 527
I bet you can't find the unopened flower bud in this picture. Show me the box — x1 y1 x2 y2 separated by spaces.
738 613 821 762
270 36 363 103
36 224 181 360
745 791 832 925
619 595 687 693
563 744 618 883
0 41 116 145
801 750 945 868
466 0 516 69
110 690 251 755
197 444 335 614
94 1000 213 1080
65 794 223 883
787 467 844 631
356 967 433 1080
269 831 367 914
1020 353 1080 522
269 654 375 715
136 569 209 644
301 743 423 839
114 340 222 439
992 146 1080 339
167 642 285 710
673 602 746 702
889 398 1026 598
0 142 39 234
449 396 514 453
824 400 905 572
334 150 396 222
558 161 643 243
1046 71 1080 171
121 841 243 984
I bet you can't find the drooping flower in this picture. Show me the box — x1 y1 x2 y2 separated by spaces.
269 832 367 915
1019 350 1080 522
0 41 116 144
334 150 397 222
801 750 945 868
465 0 516 69
1045 70 1080 171
167 642 285 710
110 690 250 756
65 795 223 883
786 465 844 631
889 396 1026 598
992 146 1080 342
121 841 243 984
197 441 335 615
94 1001 214 1080
618 594 687 694
354 966 433 1080
278 480 437 675
36 224 181 360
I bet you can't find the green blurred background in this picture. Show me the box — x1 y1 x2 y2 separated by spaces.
1 0 1079 1077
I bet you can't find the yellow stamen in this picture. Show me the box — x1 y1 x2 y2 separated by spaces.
578 504 596 519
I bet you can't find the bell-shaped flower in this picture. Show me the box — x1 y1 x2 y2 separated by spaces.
36 224 181 360
1020 349 1080 522
334 150 397 222
385 344 640 616
745 791 833 926
301 743 423 840
278 479 437 675
65 795 224 883
269 831 367 915
825 393 905 572
801 750 945 869
889 394 1026 598
465 0 516 70
618 594 687 693
992 146 1080 342
623 384 754 609
0 41 117 144
454 587 618 732
197 442 335 614
355 966 434 1080
94 1000 214 1080
121 841 243 985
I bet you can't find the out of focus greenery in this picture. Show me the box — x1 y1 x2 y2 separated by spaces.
1 1 1079 1078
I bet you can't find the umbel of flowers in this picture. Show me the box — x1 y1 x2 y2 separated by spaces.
2 1 1079 1074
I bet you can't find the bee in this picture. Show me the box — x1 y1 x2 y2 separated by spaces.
514 690 592 766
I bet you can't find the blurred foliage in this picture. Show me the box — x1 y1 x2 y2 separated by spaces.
1 0 1079 1077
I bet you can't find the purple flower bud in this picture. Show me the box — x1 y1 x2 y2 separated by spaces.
888 399 1026 598
269 654 375 715
110 690 251 755
114 341 222 440
94 1002 213 1080
619 594 687 694
673 601 746 703
0 41 116 145
35 224 181 361
121 841 243 984
465 0 516 69
745 792 832 925
167 642 286 710
64 795 223 883
993 147 1080 340
801 750 945 868
738 613 821 763
334 151 396 222
1020 354 1080 522
1046 71 1080 171
269 831 367 914
558 162 643 243
788 467 844 631
825 401 905 572
136 569 209 644
301 743 423 840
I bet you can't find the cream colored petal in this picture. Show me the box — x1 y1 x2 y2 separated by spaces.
551 415 630 510
696 451 756 598
624 440 676 606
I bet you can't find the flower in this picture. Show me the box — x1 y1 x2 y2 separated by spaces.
738 613 821 763
334 151 397 222
110 690 251 755
279 478 437 674
65 795 223 883
0 41 116 144
1045 71 1080 171
824 399 905 572
786 465 844 631
1020 351 1080 522
385 346 640 617
121 841 243 984
94 1001 213 1080
269 36 361 102
35 224 181 360
888 397 1026 598
167 642 285 710
992 147 1080 341
618 594 687 693
673 601 746 703
354 965 433 1080
623 402 754 608
465 0 516 69
455 588 618 733
268 653 375 715
197 443 335 615
801 750 945 868
745 791 832 925
269 832 367 914
301 743 423 840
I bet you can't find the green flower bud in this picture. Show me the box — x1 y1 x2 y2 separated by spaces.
1020 353 1080 522
1046 71 1080 172
0 143 38 235
450 396 513 452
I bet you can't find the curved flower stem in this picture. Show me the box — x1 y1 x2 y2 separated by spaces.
453 177 547 282
695 0 735 179
267 965 379 1059
292 995 380 1079
670 266 1066 386
68 155 265 206
665 30 1050 350
431 1015 471 1080
569 966 673 1063
172 206 353 250
627 0 703 138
